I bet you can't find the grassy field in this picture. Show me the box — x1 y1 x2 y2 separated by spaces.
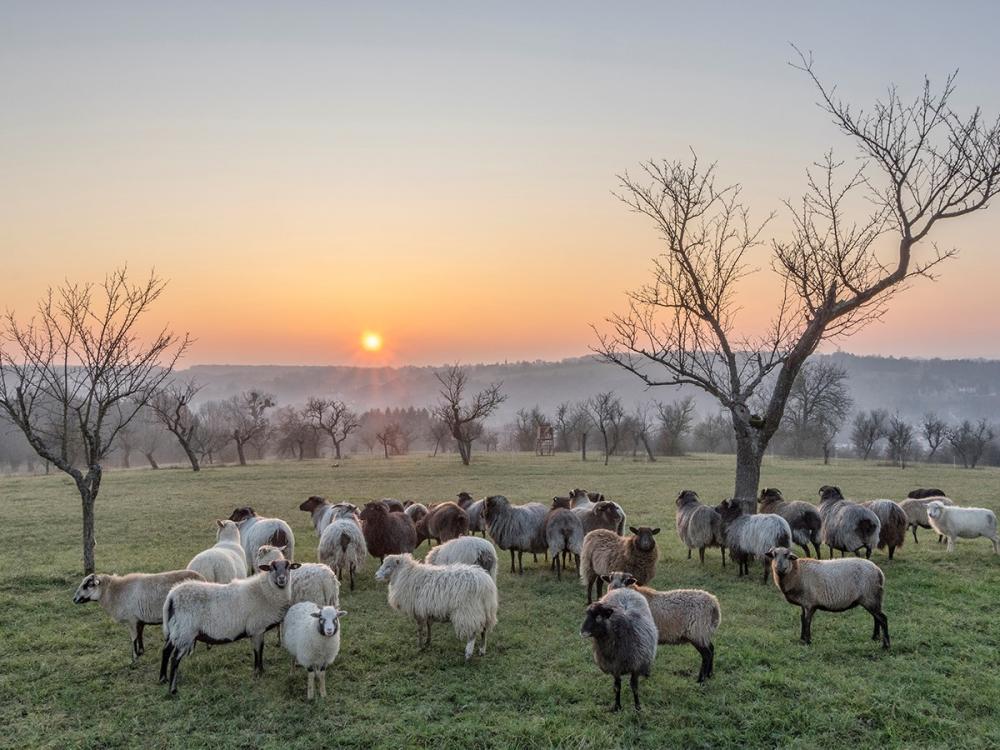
2 452 999 749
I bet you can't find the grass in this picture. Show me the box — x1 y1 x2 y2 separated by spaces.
2 452 999 749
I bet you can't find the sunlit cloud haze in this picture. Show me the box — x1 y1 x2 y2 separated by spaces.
2 2 999 365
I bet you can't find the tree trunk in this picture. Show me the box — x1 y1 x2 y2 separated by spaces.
180 441 201 472
823 444 831 465
641 435 656 462
458 440 472 466
80 487 96 574
122 447 131 469
733 436 762 514
333 440 343 460
602 431 610 466
580 434 587 462
144 452 159 470
236 439 247 466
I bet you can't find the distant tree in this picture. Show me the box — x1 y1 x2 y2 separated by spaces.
274 406 318 460
851 409 889 460
654 396 696 456
358 430 378 455
138 417 163 469
0 269 189 573
513 406 548 453
433 364 507 466
193 400 231 465
150 380 203 471
921 413 948 461
630 404 657 462
692 413 737 453
782 362 852 463
948 419 995 469
567 402 593 461
375 421 406 458
114 423 136 469
587 392 624 466
304 397 359 460
886 413 916 469
225 391 275 466
553 402 574 452
428 419 452 456
482 428 500 452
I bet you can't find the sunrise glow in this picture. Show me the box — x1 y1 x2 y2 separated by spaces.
361 331 384 352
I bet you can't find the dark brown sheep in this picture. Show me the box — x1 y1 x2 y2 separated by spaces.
862 499 908 560
415 502 470 546
381 498 406 513
359 502 417 562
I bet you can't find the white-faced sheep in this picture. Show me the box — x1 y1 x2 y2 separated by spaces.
716 499 792 583
187 520 247 583
861 499 908 560
228 506 296 573
282 603 345 700
926 501 999 553
604 571 720 683
675 490 726 566
580 527 659 603
483 495 548 574
255 545 340 606
757 488 822 559
765 546 889 649
900 495 953 544
425 535 498 580
73 569 204 663
580 586 658 712
159 558 299 694
318 512 367 591
545 498 584 580
817 486 880 559
374 554 498 660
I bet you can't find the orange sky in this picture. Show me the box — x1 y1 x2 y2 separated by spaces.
3 4 999 366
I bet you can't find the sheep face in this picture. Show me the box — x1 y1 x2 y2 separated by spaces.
72 574 102 604
551 496 572 510
716 499 742 524
374 553 410 583
594 501 623 524
259 559 299 588
457 491 474 506
758 488 783 504
228 506 257 523
299 496 327 513
764 546 797 575
580 603 614 639
629 526 660 552
255 544 287 571
311 606 345 637
926 501 945 520
602 571 638 590
818 486 844 502
676 490 700 508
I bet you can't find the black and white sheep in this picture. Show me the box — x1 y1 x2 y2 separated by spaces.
757 488 822 559
817 486 880 559
716 499 792 583
483 495 548 574
281 603 345 700
187 520 247 583
425 535 498 580
580 527 659 603
927 501 999 553
228 506 296 573
675 490 726 566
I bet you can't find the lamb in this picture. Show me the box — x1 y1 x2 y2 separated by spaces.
187 520 248 583
483 495 548 574
228 506 296 573
281 603 345 700
374 553 498 660
318 512 367 591
580 527 659 603
926 501 999 553
545 498 584 580
415 501 470 546
456 492 487 537
716 499 792 584
817 486 880 559
757 488 822 559
425 535 499 580
299 495 336 534
675 490 727 566
899 495 953 543
159 558 299 694
764 546 889 649
580 586 658 712
604 571 720 683
73 569 204 663
358 501 418 562
861 499 908 560
255 545 340 606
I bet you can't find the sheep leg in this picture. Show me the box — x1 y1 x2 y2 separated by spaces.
800 608 814 644
629 672 641 711
611 675 622 712
813 543 822 559
415 618 426 649
687 548 692 560
518 550 524 575
478 627 488 656
587 575 595 604
865 546 872 559
349 564 355 592
307 669 315 700
136 622 145 657
698 547 705 564
555 554 562 581
708 642 715 677
887 545 895 561
720 547 726 568
464 638 476 661
870 610 890 649
168 648 183 695
509 549 516 575
319 668 328 698
761 559 769 585
159 641 175 684
695 644 713 682
128 622 141 663
534 553 539 563
938 534 944 544
798 544 811 558
252 633 266 677
911 526 919 544
946 536 955 553
596 577 605 599
574 553 580 575
426 621 432 647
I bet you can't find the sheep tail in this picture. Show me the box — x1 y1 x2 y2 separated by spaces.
268 528 289 549
339 532 351 553
475 550 493 573
858 519 877 536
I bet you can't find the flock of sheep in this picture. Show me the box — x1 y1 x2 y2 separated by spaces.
72 484 999 710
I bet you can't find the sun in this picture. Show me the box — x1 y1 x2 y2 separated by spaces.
360 330 383 352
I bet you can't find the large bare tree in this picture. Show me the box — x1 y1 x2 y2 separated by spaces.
225 391 274 465
595 54 1000 509
150 380 203 471
433 364 506 465
0 269 189 572
304 397 359 460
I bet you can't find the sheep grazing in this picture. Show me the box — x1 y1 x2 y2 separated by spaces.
927 501 999 553
374 553 498 661
228 507 296 574
716 499 792 583
580 527 659 603
545 498 584 580
159 559 299 694
282 603 345 700
403 501 429 528
425 535 499 580
604 571 720 683
358 501 418 562
382 498 406 513
73 569 204 663
255 545 340 606
580 587 658 712
483 495 548 574
187 520 248 583
899 495 953 544
318 511 367 592
861 499 908 560
765 546 889 649
415 501 470 547
675 490 726 566
457 492 487 537
299 495 337 534
817 486 880 559
757 488 822 559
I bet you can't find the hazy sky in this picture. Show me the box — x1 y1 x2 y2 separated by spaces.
2 2 999 366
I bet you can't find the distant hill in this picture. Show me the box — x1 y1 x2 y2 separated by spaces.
183 353 1000 426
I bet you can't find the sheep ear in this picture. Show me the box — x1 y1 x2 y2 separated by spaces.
277 546 287 553
337 610 347 618
628 526 639 535
289 562 302 569
624 575 637 586
216 519 225 528
310 611 321 618
600 574 611 583
651 528 660 535
788 552 798 561
764 548 776 560
258 564 271 572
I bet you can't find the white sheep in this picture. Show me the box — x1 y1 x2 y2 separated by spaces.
926 501 999 553
282 603 345 699
187 520 247 583
228 506 296 574
255 545 340 606
374 553 498 660
424 535 498 580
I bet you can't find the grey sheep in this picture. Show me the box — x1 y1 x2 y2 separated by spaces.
817 486 880 559
317 512 367 592
580 527 659 603
545 498 584 581
483 495 548 574
861 499 908 560
425 535 498 580
757 488 822 559
456 492 487 537
900 495 952 544
675 490 726 566
580 586 658 711
716 499 792 583
765 546 889 649
228 506 296 574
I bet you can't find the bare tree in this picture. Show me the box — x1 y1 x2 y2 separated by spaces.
375 421 404 458
193 400 231 465
629 403 657 462
114 423 136 469
274 406 317 460
304 397 359 460
595 55 1000 509
948 419 995 469
781 361 852 463
553 402 574 452
150 380 203 471
886 413 916 469
851 409 890 460
225 391 274 466
137 417 162 469
921 412 948 461
587 391 624 466
428 418 452 456
0 269 189 573
433 364 507 466
654 396 696 456
567 402 593 461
